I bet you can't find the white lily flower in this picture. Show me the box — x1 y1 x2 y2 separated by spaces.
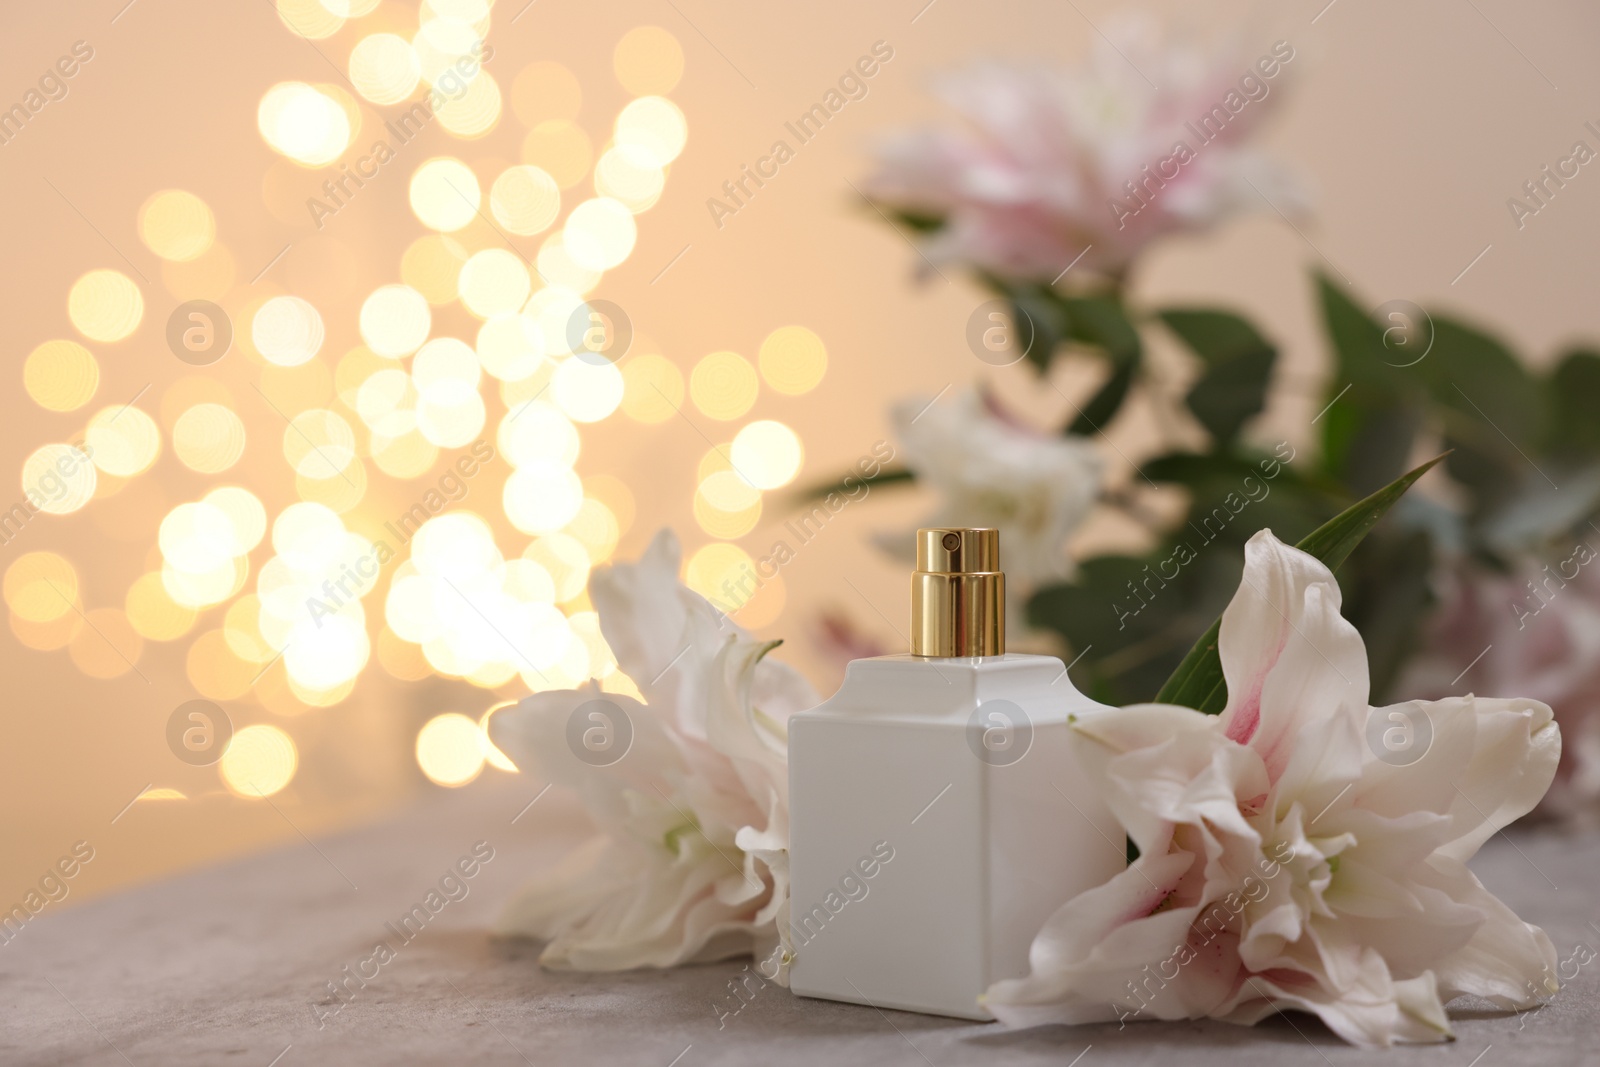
886 389 1104 592
489 530 818 976
985 529 1562 1048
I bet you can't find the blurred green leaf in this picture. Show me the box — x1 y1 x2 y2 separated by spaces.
1314 276 1428 493
1317 274 1396 391
1159 309 1278 445
1158 310 1272 365
889 209 945 233
793 466 914 502
1030 554 1206 705
1185 350 1277 445
1153 454 1443 714
1545 348 1600 455
1046 295 1142 426
1011 291 1066 374
1320 404 1425 497
1067 362 1136 435
1060 296 1141 364
1416 317 1537 507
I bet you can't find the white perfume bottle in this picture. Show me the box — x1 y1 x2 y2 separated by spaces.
788 527 1125 1020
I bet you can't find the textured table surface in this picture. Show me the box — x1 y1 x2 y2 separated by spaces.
4 777 1596 1067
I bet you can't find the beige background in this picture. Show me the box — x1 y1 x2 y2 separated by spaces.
3 0 1597 905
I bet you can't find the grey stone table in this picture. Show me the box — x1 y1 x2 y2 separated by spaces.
4 778 1596 1066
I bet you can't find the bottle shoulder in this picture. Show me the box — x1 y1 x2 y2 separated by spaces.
793 653 1114 725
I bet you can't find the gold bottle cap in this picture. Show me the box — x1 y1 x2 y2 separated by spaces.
910 527 1005 658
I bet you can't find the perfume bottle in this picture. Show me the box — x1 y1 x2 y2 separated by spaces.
787 527 1125 1020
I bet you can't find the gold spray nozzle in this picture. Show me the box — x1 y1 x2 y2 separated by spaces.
910 527 1004 658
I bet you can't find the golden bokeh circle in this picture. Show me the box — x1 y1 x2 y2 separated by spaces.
562 197 636 272
252 296 325 367
220 723 299 798
416 712 486 786
594 145 665 213
21 443 96 514
690 350 758 420
4 552 78 623
138 190 216 263
730 419 803 490
24 340 99 412
126 572 198 641
694 490 762 540
614 96 688 167
205 486 268 554
401 235 469 305
758 325 828 395
349 33 421 106
685 542 756 610
490 165 561 236
257 81 350 167
551 358 624 423
458 248 532 318
360 284 432 357
173 403 247 473
68 270 144 343
409 157 481 232
436 70 502 138
86 406 162 477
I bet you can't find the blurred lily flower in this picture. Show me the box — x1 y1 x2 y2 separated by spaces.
864 14 1304 283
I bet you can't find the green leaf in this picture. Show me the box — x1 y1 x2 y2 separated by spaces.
1316 274 1394 391
1313 275 1424 491
1545 348 1600 455
1011 292 1066 374
1060 296 1141 364
1160 309 1278 445
1159 310 1272 364
793 466 914 502
1067 362 1135 435
1185 349 1277 445
1416 317 1538 505
889 209 946 234
1318 403 1423 497
1027 554 1213 707
1048 295 1142 428
1152 454 1444 714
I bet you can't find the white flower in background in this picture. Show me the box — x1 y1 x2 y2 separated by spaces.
864 13 1303 282
887 389 1103 590
489 530 818 975
1403 555 1600 822
986 530 1561 1049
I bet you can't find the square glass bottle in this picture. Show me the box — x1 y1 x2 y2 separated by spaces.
787 528 1125 1019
